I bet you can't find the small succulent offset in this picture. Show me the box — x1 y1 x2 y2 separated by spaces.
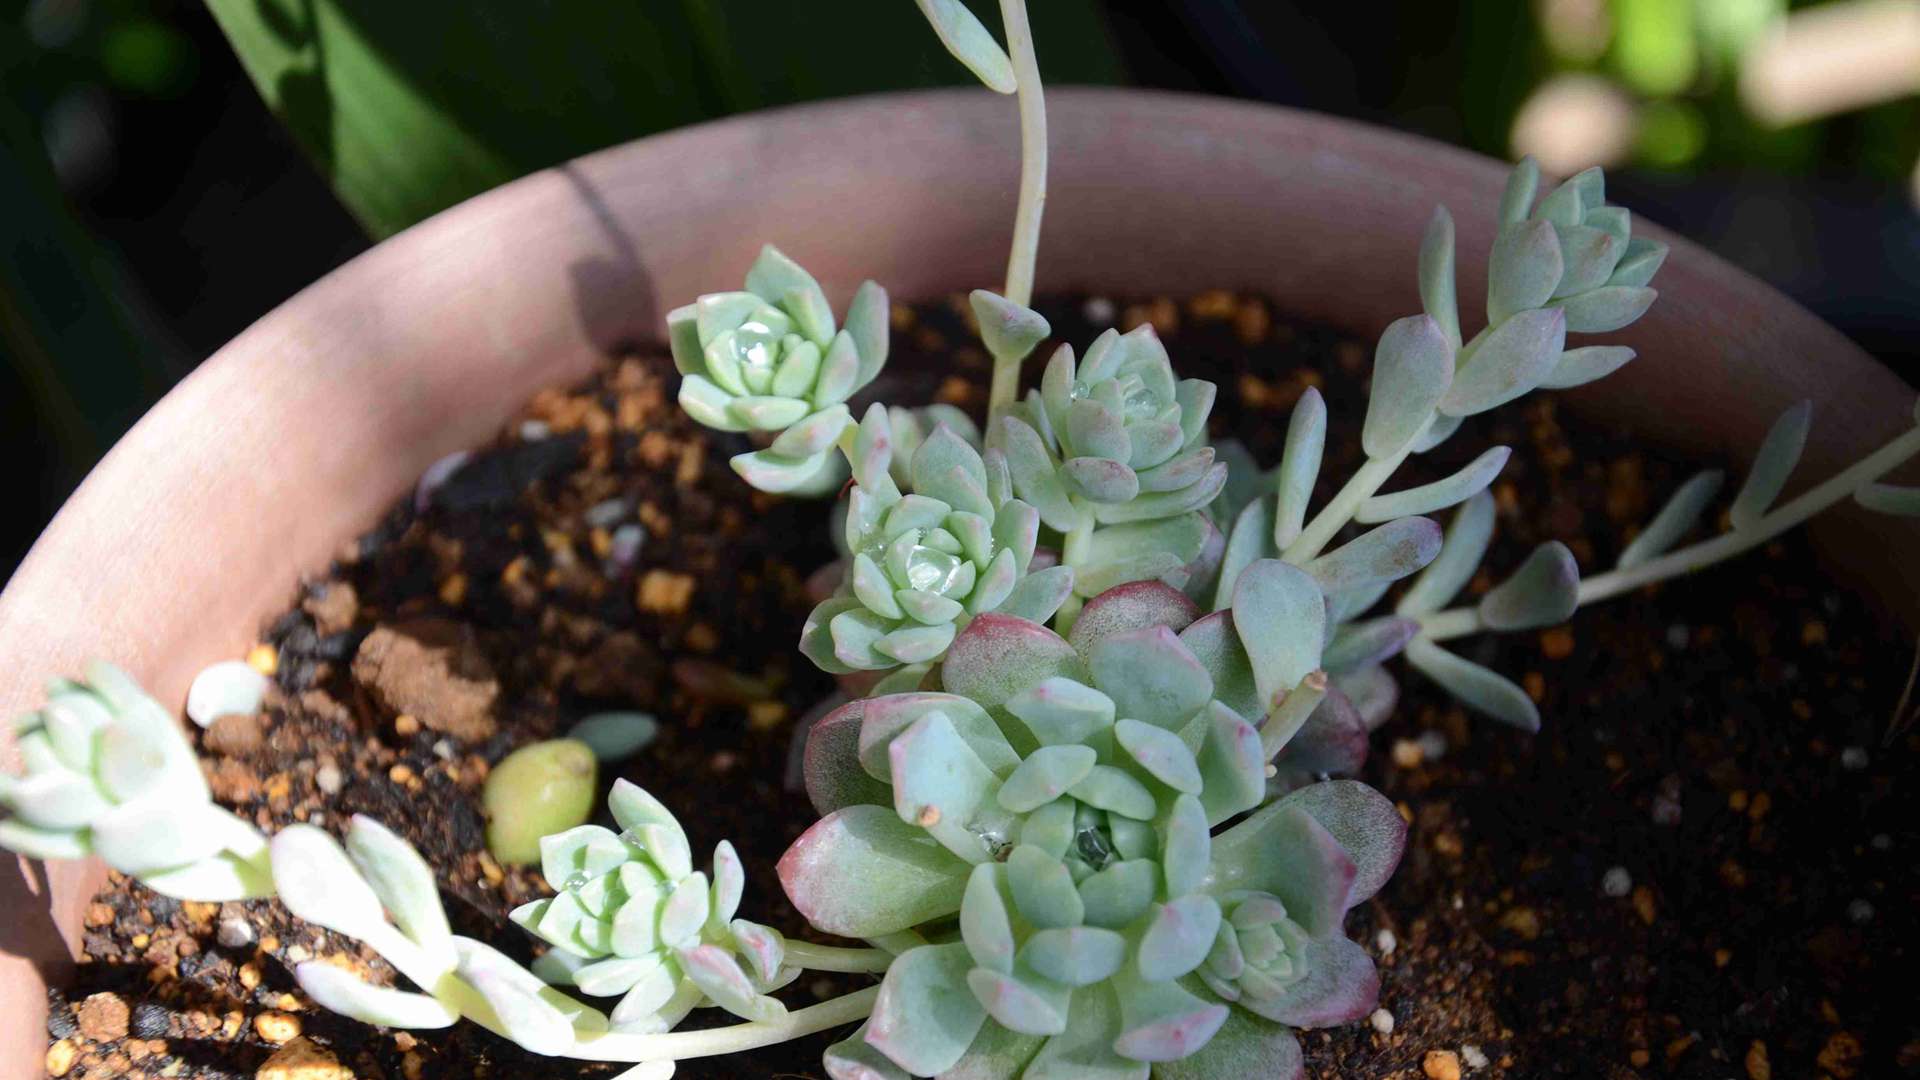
0 662 272 900
9 1 1920 1079
508 780 794 1031
788 563 1405 1076
670 245 890 495
993 320 1227 613
802 403 1077 674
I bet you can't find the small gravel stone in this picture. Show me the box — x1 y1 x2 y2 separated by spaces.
186 660 270 728
1462 1044 1489 1069
1602 866 1633 897
45 1040 76 1078
254 1010 302 1044
607 523 647 572
1413 730 1448 761
1423 1049 1463 1080
1083 296 1117 324
77 991 129 1041
1840 746 1869 770
129 1000 170 1039
1871 833 1892 851
314 762 344 795
1651 777 1683 826
1847 899 1874 924
584 497 631 528
352 619 501 742
204 713 265 757
519 419 552 441
1376 928 1397 956
255 1036 352 1080
1369 1007 1395 1034
217 915 256 949
1665 623 1690 649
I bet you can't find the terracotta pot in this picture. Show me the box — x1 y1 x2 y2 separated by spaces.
1 88 1911 1076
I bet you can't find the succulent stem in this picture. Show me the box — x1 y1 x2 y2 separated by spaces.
1416 422 1920 643
1262 672 1328 763
988 0 1047 415
781 940 895 973
573 986 880 1063
1283 419 1431 563
1052 496 1095 631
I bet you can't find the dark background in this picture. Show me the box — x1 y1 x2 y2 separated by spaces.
2 0 1916 577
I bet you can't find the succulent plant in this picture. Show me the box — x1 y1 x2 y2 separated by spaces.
671 245 890 495
802 403 1077 674
10 2 1920 1078
987 314 1229 619
1202 158 1663 734
509 780 793 1030
0 662 271 899
786 562 1406 1076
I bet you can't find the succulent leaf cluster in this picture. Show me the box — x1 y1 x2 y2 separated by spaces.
803 403 1076 673
671 245 890 495
1210 158 1667 734
0 662 272 900
785 563 1406 1077
991 314 1229 599
509 780 793 1030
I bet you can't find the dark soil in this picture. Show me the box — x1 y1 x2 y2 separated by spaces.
47 292 1917 1080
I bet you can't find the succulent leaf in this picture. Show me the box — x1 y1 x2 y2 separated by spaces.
1362 314 1453 458
1478 541 1580 631
1395 491 1496 616
913 0 1018 94
1617 470 1724 570
1730 400 1811 531
1403 638 1540 731
1355 446 1510 524
1273 388 1327 551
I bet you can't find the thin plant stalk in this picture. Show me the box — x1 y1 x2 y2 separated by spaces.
1416 424 1920 643
570 986 880 1063
781 940 894 973
1053 495 1094 631
987 0 1047 415
1281 419 1431 563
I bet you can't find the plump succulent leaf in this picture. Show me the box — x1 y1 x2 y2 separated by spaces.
779 805 971 937
1355 446 1510 524
1540 345 1635 390
1396 491 1495 616
1305 517 1442 595
1362 314 1453 458
1857 482 1920 515
1729 400 1810 531
1617 470 1724 570
1478 542 1580 631
1404 638 1540 731
1273 388 1327 550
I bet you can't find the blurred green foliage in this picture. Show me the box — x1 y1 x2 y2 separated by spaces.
1525 0 1918 176
203 0 1123 238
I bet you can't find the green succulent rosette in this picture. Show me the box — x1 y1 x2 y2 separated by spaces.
786 562 1406 1078
801 403 1077 674
669 245 889 496
0 662 272 899
988 323 1229 605
509 779 792 1032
